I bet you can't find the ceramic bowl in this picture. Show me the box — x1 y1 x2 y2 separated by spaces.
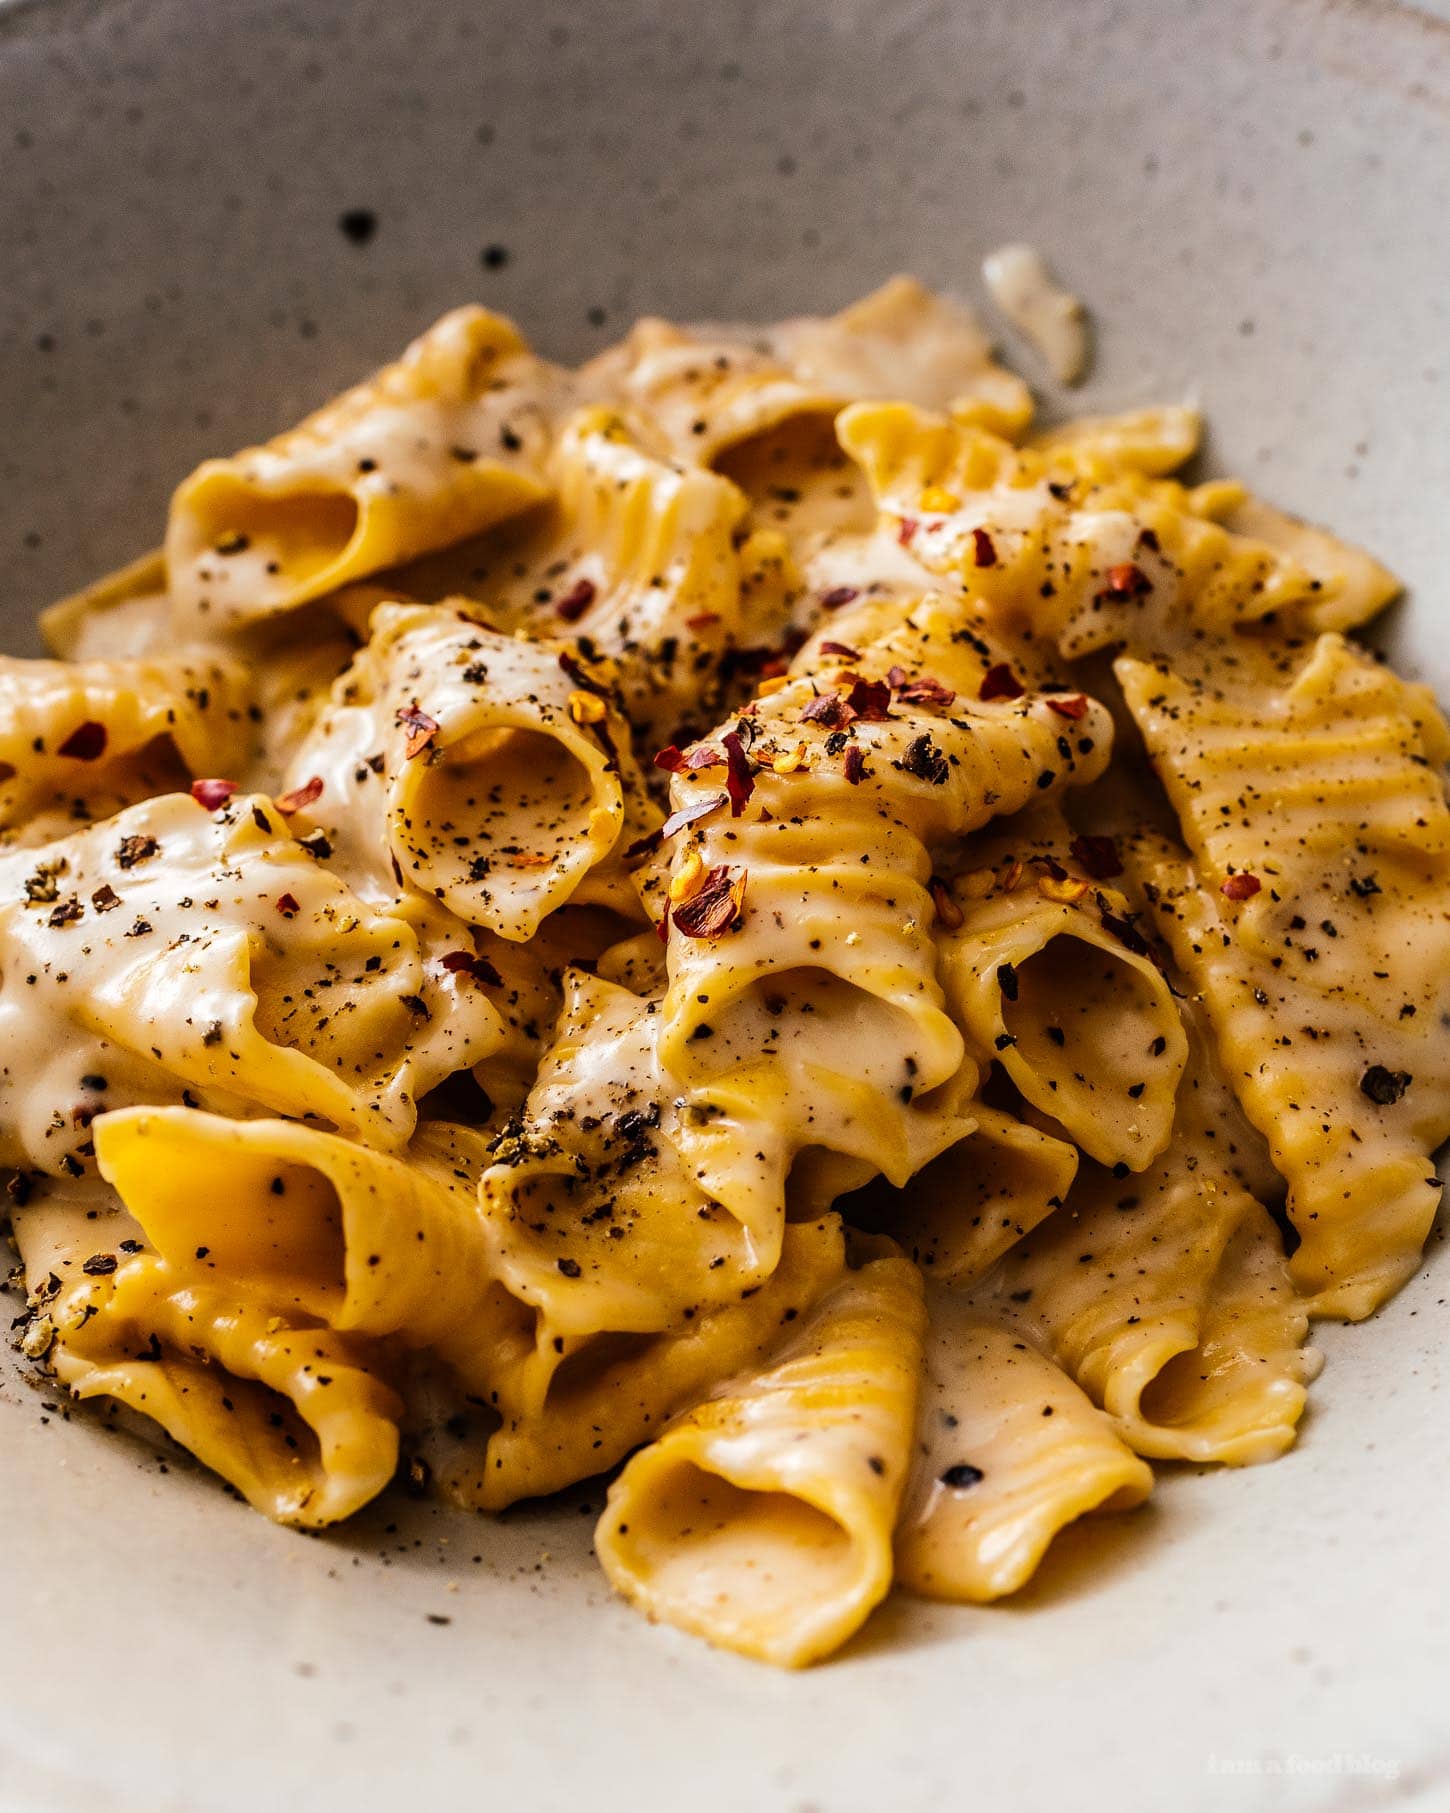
2 2 1447 1808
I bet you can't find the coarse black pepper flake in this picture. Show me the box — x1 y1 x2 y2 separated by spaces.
81 1253 117 1276
1360 1065 1411 1106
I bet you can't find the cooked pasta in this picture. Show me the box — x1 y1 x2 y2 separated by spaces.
3 279 1442 1666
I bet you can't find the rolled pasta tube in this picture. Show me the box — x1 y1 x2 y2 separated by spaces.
936 815 1187 1170
12 1195 399 1528
980 1170 1312 1467
166 307 559 631
0 791 504 1169
654 596 1112 1236
837 400 1340 658
895 1297 1152 1603
596 1255 925 1668
399 408 753 746
0 650 253 846
1120 633 1450 1318
848 1102 1078 1286
55 1257 401 1527
92 1108 501 1371
580 277 1031 466
478 973 764 1353
282 601 650 939
441 1215 847 1512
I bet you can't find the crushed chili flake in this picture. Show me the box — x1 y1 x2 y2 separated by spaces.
842 744 867 785
441 950 504 986
1220 872 1262 901
1046 693 1090 720
653 745 688 774
970 527 997 568
58 721 108 761
721 731 755 817
1069 834 1122 880
190 777 238 811
800 692 855 730
672 865 746 939
845 677 893 722
929 876 964 930
1038 873 1089 904
1360 1065 1411 1106
685 610 722 631
275 775 325 815
820 585 859 611
684 745 723 770
661 792 728 840
397 702 440 759
818 641 861 660
1103 562 1152 599
275 892 302 917
894 674 957 710
978 662 1024 702
555 577 597 622
623 828 664 861
897 517 919 547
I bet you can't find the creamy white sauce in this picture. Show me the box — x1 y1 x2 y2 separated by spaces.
982 244 1091 385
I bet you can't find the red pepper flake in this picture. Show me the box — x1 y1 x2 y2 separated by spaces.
275 775 324 815
397 703 440 760
721 731 755 817
555 577 597 622
275 892 302 917
800 692 855 730
685 611 722 631
820 585 859 611
844 677 893 722
190 778 238 810
440 950 504 986
971 527 997 569
661 792 728 840
1046 694 1090 720
672 865 746 939
653 744 688 774
978 662 1024 702
58 721 108 761
894 674 957 710
1104 562 1152 599
1069 834 1123 880
929 876 964 930
818 641 861 660
897 517 919 547
684 745 723 771
843 744 867 785
1220 872 1262 901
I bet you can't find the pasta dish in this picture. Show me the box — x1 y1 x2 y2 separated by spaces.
4 278 1446 1666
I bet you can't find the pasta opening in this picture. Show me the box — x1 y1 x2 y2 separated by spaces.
133 1151 348 1316
181 478 361 597
615 1461 856 1631
1000 935 1171 1139
544 1330 658 1415
400 725 598 917
1135 1345 1218 1431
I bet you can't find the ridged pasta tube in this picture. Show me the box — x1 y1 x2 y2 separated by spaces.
596 1255 925 1667
166 307 559 630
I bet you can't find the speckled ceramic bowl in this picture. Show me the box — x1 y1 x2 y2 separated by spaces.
2 2 1448 1808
